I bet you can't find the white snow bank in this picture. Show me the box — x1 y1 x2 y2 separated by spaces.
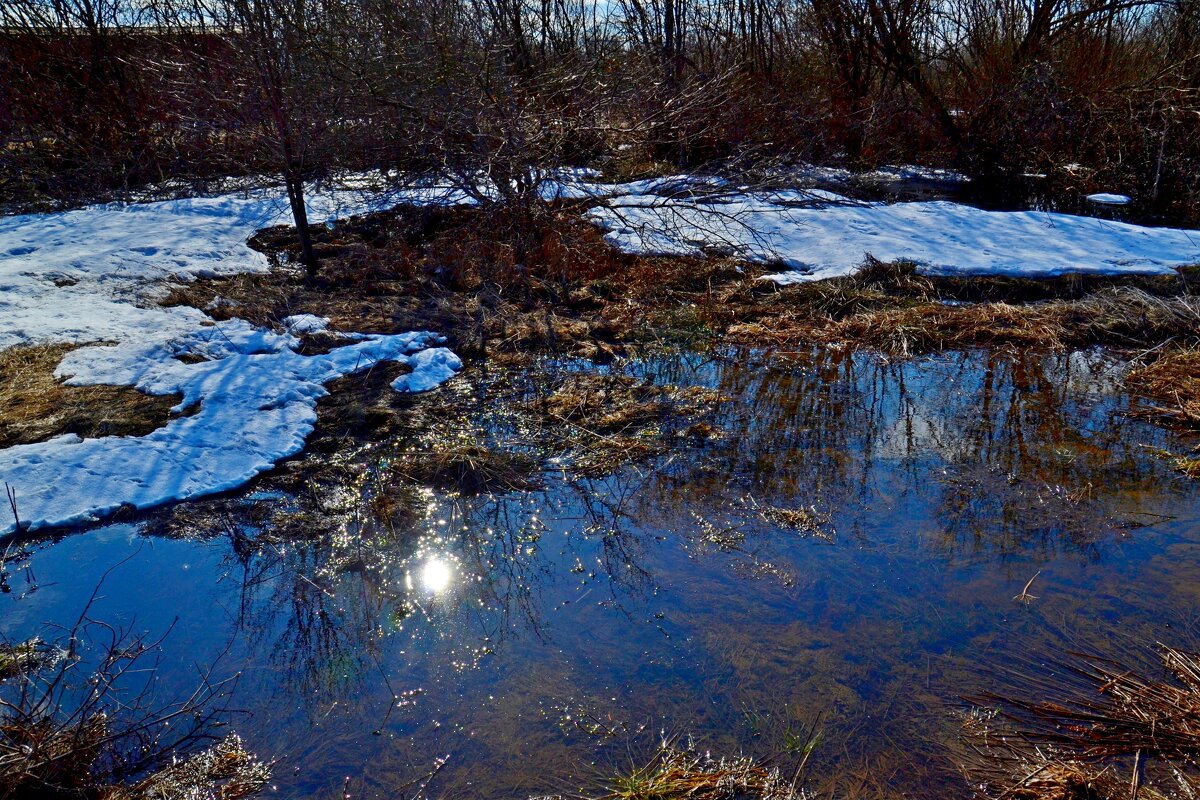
0 183 462 535
0 187 388 351
587 189 1200 282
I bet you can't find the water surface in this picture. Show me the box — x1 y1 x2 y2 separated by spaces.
4 344 1199 798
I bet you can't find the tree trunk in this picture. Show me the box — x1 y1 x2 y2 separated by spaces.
285 172 317 280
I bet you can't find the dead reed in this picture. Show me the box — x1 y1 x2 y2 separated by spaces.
961 645 1200 799
1127 348 1200 428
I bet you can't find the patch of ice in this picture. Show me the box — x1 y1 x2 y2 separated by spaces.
1087 193 1132 206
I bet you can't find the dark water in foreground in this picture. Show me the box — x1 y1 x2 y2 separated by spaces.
4 345 1200 798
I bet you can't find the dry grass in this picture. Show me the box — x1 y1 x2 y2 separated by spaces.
1127 348 1200 428
528 373 724 476
727 287 1200 357
1 713 111 797
757 504 835 542
535 374 722 434
396 443 541 494
0 343 179 449
961 646 1200 799
1174 456 1200 479
1 721 270 800
989 646 1200 761
601 742 805 800
115 734 271 800
829 302 1069 355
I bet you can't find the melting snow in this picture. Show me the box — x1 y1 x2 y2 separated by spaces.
0 185 460 535
4 171 1200 532
588 188 1200 282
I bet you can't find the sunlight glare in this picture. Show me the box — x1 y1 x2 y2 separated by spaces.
421 557 453 594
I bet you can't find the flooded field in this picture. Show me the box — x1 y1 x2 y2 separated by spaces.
3 343 1199 799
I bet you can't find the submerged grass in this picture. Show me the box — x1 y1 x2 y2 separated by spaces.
529 373 724 476
0 639 61 680
962 645 1200 799
0 343 180 448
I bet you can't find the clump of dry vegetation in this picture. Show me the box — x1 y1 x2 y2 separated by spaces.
1128 349 1200 428
726 274 1200 356
0 344 180 449
533 374 723 432
598 741 807 800
395 443 541 494
528 373 724 476
115 734 271 800
756 504 835 541
1 573 270 800
961 645 1200 799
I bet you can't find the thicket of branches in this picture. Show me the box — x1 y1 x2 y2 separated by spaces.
2 0 1198 224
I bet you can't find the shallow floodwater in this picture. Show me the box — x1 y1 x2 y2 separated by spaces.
4 344 1200 798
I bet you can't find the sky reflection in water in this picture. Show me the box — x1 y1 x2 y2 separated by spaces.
2 345 1199 799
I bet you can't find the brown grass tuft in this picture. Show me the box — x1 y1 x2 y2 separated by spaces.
601 742 805 800
1127 348 1200 428
396 443 541 494
116 734 272 800
961 645 1200 799
833 302 1068 355
0 343 180 448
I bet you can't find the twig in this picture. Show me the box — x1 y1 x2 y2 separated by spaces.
4 482 26 534
1013 570 1041 605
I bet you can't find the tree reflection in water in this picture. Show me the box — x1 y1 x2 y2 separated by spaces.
6 343 1198 800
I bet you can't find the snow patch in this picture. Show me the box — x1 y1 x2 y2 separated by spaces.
0 183 461 535
587 188 1200 282
2 327 458 535
282 313 331 334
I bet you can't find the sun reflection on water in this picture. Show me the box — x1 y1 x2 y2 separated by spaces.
420 557 454 594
